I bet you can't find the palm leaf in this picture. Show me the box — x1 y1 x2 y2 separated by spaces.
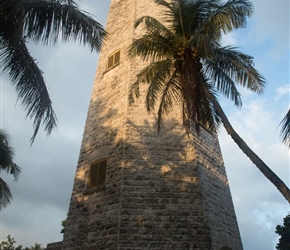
130 16 176 60
1 0 105 142
22 0 106 51
203 58 242 107
128 59 175 109
199 0 253 37
145 60 175 112
0 178 12 210
211 46 265 93
0 36 57 143
0 130 21 180
0 130 21 209
129 34 174 60
156 71 180 131
0 0 24 39
280 109 290 147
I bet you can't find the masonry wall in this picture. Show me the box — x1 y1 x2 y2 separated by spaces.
62 0 243 249
46 242 62 250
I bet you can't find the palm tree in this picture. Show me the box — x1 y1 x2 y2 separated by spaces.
128 0 290 202
280 109 290 147
0 0 106 143
0 130 21 209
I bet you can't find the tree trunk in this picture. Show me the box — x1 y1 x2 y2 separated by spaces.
204 88 290 204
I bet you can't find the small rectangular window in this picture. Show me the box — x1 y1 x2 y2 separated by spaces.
88 159 107 189
108 55 114 69
106 50 120 70
114 51 120 64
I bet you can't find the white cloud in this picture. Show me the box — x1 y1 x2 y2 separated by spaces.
221 32 238 46
218 91 289 250
275 84 290 100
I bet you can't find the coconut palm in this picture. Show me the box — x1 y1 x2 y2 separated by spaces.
0 0 106 143
128 0 290 202
280 109 290 148
0 130 21 209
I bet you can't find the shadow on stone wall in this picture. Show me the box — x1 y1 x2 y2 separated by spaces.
59 95 240 249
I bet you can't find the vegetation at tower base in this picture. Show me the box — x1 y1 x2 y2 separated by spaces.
275 213 290 250
0 0 106 143
280 109 290 148
0 235 44 249
0 130 21 210
60 219 66 234
0 235 23 250
128 0 290 203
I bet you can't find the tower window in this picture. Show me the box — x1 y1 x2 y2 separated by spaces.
107 50 120 70
88 159 107 189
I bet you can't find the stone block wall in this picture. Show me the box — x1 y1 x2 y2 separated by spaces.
46 241 62 250
62 0 243 249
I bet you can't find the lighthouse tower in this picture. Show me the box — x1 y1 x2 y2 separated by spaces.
62 0 243 249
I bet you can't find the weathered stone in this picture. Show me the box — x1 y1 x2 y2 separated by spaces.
46 241 62 250
61 0 243 249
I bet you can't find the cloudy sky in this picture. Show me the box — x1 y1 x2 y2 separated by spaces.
0 0 289 249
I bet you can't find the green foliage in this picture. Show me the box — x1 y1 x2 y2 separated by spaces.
0 236 43 250
26 243 44 250
128 0 265 133
276 214 290 250
0 0 106 143
0 235 22 250
280 109 290 147
60 219 67 234
0 130 21 209
128 0 290 202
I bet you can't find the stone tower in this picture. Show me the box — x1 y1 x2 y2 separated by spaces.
62 0 243 249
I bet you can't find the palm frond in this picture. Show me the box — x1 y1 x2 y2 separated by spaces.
172 0 212 36
129 16 176 60
0 130 20 209
128 59 175 109
200 0 253 38
280 109 290 147
128 62 165 105
1 0 105 143
129 0 261 133
211 46 265 93
21 0 106 51
0 0 24 39
0 36 57 143
134 15 169 34
129 34 175 61
156 72 180 131
145 60 175 112
0 178 12 210
154 0 173 11
0 130 21 181
201 76 222 129
168 1 222 58
203 58 242 107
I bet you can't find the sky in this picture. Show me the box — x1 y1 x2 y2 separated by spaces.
0 0 289 249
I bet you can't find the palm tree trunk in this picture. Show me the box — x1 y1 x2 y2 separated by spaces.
204 88 290 203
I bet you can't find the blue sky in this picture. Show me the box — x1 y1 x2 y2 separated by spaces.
0 0 289 249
